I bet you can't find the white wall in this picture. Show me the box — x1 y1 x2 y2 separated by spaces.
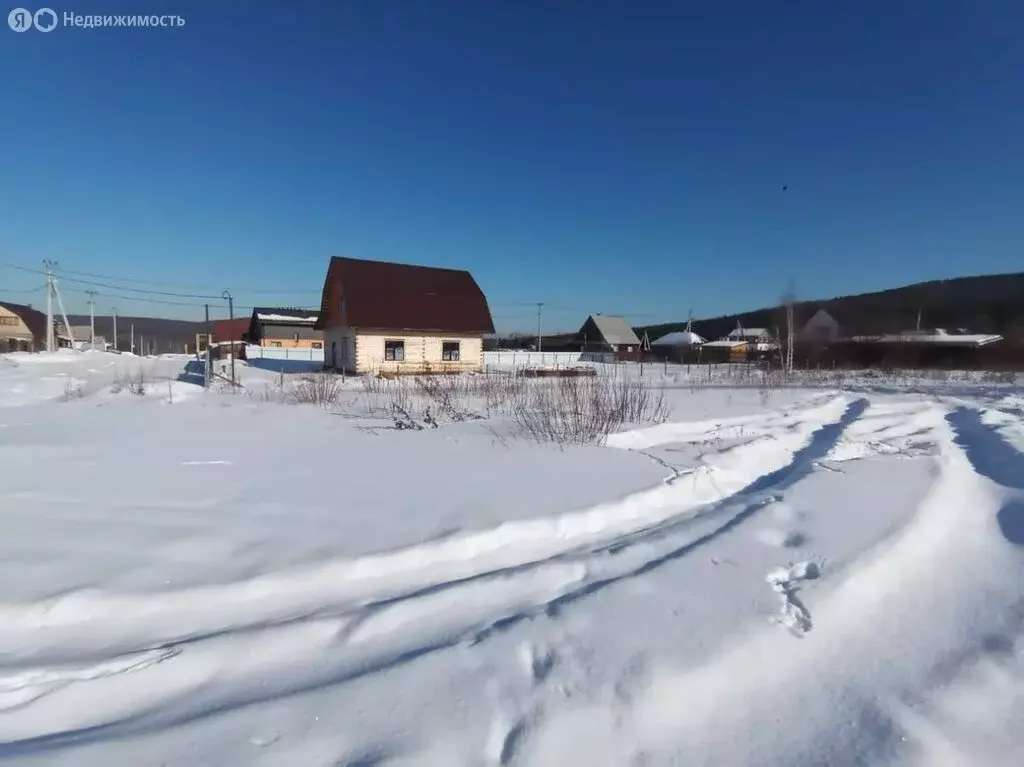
353 332 481 372
483 351 614 367
245 346 611 368
246 345 324 362
322 326 356 372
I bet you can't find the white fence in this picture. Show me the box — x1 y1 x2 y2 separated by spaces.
482 351 615 368
245 345 324 362
242 346 612 369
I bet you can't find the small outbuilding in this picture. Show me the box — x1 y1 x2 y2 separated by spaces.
246 308 324 351
575 314 643 359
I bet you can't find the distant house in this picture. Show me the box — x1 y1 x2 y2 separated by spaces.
727 326 773 343
799 309 842 344
316 256 495 374
213 318 250 359
651 330 705 347
853 328 1003 348
0 302 73 351
246 308 324 351
575 314 642 359
69 326 108 351
701 338 750 362
835 328 1005 368
0 301 48 352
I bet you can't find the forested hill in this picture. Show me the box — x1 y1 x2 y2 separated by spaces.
637 273 1024 344
65 315 203 352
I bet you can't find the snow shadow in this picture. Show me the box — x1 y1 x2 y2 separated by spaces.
947 407 1024 546
996 500 1024 546
176 359 206 386
547 397 870 612
246 358 324 374
946 408 1024 491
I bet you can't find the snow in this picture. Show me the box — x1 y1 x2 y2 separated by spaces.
1 350 1023 765
853 328 1005 347
650 330 705 346
255 313 318 323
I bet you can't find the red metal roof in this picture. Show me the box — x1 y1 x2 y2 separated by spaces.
213 318 249 342
317 256 495 334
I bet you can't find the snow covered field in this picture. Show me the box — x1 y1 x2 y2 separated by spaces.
1 350 1022 766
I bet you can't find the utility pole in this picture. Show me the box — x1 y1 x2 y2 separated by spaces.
222 290 235 386
204 303 211 389
784 278 796 376
44 261 54 352
43 260 75 351
130 324 135 355
536 302 544 353
112 307 118 352
86 290 96 349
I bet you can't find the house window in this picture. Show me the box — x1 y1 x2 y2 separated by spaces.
312 342 323 349
384 340 405 361
442 341 460 361
270 341 282 347
0 316 18 326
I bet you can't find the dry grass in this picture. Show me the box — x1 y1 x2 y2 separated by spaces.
358 371 670 446
638 360 1022 390
248 369 670 446
106 368 149 396
62 376 85 401
289 373 345 407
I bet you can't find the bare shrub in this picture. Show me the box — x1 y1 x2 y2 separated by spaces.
364 376 413 416
391 404 423 430
128 369 147 396
289 373 344 407
412 376 482 421
510 375 670 447
252 382 286 403
62 377 84 401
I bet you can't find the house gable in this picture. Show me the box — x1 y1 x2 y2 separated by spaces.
317 256 495 334
575 314 641 350
0 301 48 346
800 309 841 343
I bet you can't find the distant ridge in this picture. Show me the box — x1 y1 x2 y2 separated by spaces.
64 315 204 352
637 272 1024 344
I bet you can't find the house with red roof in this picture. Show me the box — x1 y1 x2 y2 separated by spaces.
315 256 495 374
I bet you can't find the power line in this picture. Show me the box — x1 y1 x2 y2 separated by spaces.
60 286 319 316
17 262 322 294
0 284 45 294
4 261 658 314
1 260 321 299
4 260 674 322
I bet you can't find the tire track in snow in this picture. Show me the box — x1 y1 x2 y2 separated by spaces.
0 397 880 755
0 397 866 752
0 396 856 666
522 404 1024 767
0 648 179 712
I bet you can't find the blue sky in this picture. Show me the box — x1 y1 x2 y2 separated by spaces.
2 0 1022 332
